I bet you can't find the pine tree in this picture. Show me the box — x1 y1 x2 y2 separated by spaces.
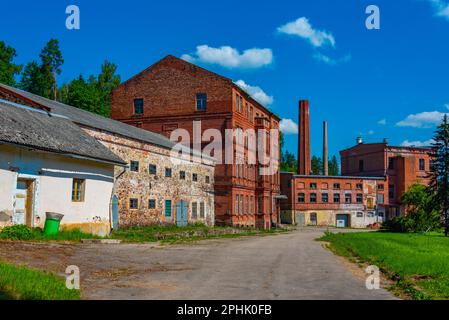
429 114 449 236
40 39 64 100
328 155 340 176
0 41 22 86
311 156 323 175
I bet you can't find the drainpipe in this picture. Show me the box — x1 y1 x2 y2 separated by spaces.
109 166 127 234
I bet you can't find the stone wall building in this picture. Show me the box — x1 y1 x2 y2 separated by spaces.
0 99 126 236
0 83 215 229
110 55 280 229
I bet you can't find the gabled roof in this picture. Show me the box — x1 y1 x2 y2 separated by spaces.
0 83 215 161
117 55 280 121
0 99 126 166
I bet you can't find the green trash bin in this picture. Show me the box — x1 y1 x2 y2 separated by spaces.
44 212 64 236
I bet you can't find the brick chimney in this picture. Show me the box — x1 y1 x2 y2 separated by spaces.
298 100 311 175
323 121 328 176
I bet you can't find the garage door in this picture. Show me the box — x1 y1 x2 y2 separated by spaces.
336 214 349 228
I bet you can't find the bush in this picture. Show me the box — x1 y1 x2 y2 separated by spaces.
0 225 35 240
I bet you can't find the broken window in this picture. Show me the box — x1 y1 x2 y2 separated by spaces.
345 194 352 204
356 193 363 203
192 173 198 182
356 183 363 190
333 183 340 190
310 183 317 189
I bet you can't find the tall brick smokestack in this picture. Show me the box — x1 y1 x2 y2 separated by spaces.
298 100 311 175
323 121 328 176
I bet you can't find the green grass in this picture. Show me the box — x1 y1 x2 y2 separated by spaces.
0 262 80 300
111 222 283 243
320 231 449 300
0 226 101 242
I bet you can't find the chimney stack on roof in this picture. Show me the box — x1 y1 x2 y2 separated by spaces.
356 136 363 145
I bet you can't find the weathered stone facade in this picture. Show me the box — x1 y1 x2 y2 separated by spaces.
84 127 215 227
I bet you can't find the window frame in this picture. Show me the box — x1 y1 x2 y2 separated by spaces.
72 178 86 202
148 199 156 209
149 164 157 175
129 198 139 210
133 98 144 115
196 93 207 111
130 161 139 172
165 200 172 217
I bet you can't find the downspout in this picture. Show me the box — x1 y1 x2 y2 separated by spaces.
109 166 127 234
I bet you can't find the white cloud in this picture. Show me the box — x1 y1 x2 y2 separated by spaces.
277 17 335 48
181 45 273 69
234 80 274 107
445 103 449 110
428 0 449 20
396 111 448 128
280 119 298 135
313 53 351 65
401 139 435 147
378 119 387 125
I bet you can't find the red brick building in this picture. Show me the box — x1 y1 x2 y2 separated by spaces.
340 141 433 217
280 99 433 227
280 174 386 227
110 55 281 229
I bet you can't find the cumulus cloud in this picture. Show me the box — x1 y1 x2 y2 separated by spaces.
313 53 351 65
396 111 448 128
234 80 274 107
427 0 449 20
378 119 387 125
401 139 435 147
181 45 273 69
280 119 299 135
277 17 335 48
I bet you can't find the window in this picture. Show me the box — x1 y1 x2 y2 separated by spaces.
129 198 139 209
333 183 340 190
148 199 156 209
377 194 384 204
356 193 363 203
356 212 364 218
345 194 352 204
130 161 139 172
333 193 340 203
200 202 205 218
205 176 210 183
298 193 305 203
367 212 375 218
196 93 207 111
192 173 198 182
165 200 172 217
310 183 317 189
72 179 85 202
378 211 385 218
310 193 317 203
165 168 172 177
356 183 363 190
388 157 395 170
378 184 384 191
359 160 364 172
235 195 239 214
310 213 317 226
249 106 253 122
246 195 249 214
235 94 239 111
430 160 436 172
149 164 157 175
419 158 425 171
250 196 254 214
180 171 186 180
192 202 198 219
239 195 243 215
134 98 144 115
389 184 395 200
245 103 249 118
322 193 329 203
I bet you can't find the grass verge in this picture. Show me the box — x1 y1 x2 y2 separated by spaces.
0 262 80 300
319 231 449 300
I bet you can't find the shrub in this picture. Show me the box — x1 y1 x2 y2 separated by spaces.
0 225 35 240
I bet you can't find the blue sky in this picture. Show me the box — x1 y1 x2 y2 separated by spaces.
2 0 449 159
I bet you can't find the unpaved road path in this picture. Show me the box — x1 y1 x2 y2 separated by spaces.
0 228 396 299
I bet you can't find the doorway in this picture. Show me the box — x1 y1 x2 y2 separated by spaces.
336 214 350 228
14 179 34 227
176 200 188 227
111 195 119 230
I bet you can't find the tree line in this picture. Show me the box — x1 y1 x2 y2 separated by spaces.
0 39 120 117
279 132 340 175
